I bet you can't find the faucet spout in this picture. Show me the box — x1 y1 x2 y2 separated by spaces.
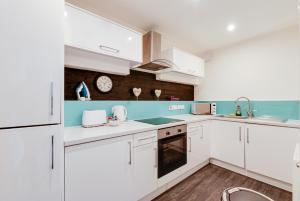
235 96 253 118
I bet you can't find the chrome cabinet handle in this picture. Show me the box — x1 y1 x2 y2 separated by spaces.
138 136 155 141
50 82 54 116
154 148 158 168
239 127 242 142
297 162 300 168
99 45 120 53
201 126 204 139
128 141 132 165
51 135 54 170
189 137 192 152
246 128 250 144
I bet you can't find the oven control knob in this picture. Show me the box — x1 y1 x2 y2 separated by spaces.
178 129 182 133
166 131 170 135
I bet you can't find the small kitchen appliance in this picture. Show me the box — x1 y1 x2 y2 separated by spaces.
82 110 107 128
112 105 127 122
192 103 217 115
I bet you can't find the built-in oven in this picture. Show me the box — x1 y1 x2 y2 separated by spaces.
158 124 187 178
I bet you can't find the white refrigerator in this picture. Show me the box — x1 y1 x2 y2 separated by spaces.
0 0 64 200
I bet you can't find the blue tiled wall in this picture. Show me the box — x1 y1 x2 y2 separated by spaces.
65 101 193 127
65 100 300 127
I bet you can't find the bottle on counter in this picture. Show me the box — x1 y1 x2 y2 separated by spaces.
235 105 242 116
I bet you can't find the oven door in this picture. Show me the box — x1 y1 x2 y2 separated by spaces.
158 133 187 178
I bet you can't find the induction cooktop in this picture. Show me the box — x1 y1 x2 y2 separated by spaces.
135 117 184 125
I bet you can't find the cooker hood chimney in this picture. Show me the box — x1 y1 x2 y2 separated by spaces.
133 31 172 73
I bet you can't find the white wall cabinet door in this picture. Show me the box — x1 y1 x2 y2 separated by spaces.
0 0 63 128
210 121 245 168
187 121 210 170
64 4 142 64
0 125 62 201
245 124 300 184
133 142 158 200
65 135 134 201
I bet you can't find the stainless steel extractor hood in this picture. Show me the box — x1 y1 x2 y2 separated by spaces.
132 31 173 73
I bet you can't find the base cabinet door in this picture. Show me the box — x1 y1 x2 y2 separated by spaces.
133 142 158 200
0 125 62 201
210 121 245 168
65 135 134 201
245 124 300 183
187 121 210 170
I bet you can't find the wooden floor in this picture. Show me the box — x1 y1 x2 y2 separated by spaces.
153 164 292 201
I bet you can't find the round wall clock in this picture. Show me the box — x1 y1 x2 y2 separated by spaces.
96 76 113 93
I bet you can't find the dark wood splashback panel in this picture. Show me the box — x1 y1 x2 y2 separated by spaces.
65 67 194 101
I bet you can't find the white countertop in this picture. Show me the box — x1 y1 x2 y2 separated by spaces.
64 114 300 147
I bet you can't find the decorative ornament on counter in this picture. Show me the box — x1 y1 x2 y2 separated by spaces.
76 81 91 101
154 89 162 100
133 88 142 100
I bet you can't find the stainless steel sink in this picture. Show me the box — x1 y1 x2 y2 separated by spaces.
215 114 287 123
253 115 287 123
215 114 248 119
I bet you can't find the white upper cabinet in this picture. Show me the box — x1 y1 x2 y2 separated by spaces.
0 0 63 128
64 4 142 75
156 48 204 85
245 124 300 184
162 48 205 77
210 120 245 168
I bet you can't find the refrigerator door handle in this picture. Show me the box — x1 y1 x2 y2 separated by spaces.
51 135 54 170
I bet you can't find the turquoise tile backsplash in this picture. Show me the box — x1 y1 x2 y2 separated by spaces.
64 101 194 127
198 100 300 120
64 100 300 127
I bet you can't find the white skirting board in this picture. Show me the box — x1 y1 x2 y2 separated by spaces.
210 159 292 192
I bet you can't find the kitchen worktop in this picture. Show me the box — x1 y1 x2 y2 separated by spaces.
64 114 300 146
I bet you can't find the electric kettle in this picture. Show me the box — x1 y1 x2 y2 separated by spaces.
112 105 128 122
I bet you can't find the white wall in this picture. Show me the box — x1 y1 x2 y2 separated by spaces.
195 26 300 101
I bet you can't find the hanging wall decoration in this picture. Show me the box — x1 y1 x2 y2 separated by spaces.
76 81 91 101
132 88 142 100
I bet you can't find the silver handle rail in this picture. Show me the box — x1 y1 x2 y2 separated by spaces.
51 135 54 170
239 127 242 142
138 136 155 141
189 137 192 152
246 128 250 144
154 148 158 168
99 45 120 53
128 141 132 165
50 82 54 116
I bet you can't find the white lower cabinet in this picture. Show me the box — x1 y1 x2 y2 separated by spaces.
187 121 210 170
210 120 245 168
133 137 158 200
65 135 134 201
0 125 62 201
245 124 300 184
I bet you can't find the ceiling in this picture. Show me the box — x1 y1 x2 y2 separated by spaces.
66 0 299 54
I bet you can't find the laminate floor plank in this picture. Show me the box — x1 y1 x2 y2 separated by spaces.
153 164 292 201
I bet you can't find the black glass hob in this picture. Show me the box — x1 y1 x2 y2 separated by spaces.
135 117 184 125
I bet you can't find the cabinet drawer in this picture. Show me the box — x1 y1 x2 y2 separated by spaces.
133 130 157 147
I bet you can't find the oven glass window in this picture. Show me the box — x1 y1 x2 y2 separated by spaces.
158 134 187 178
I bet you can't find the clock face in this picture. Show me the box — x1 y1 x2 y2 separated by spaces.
96 76 113 93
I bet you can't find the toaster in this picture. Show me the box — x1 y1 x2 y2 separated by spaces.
82 110 107 128
192 103 216 115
